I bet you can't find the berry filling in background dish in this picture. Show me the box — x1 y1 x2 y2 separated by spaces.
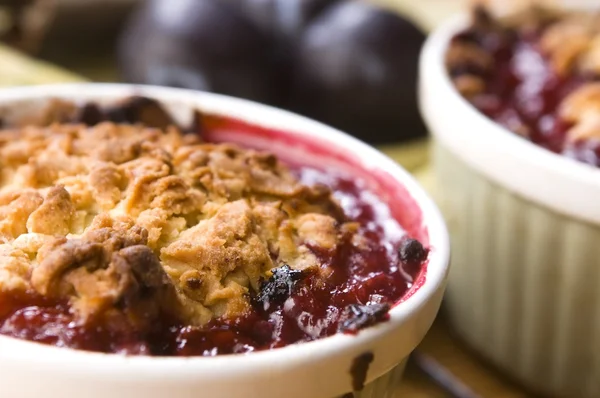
0 98 428 356
447 6 600 167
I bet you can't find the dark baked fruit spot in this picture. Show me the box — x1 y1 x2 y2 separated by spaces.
73 96 204 135
254 264 305 310
338 303 391 334
77 103 105 126
75 96 178 130
398 237 428 264
186 278 202 290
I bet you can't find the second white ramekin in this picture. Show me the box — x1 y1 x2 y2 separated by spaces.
420 9 600 398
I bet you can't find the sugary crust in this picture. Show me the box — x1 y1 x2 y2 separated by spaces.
539 14 600 76
537 14 600 141
560 83 600 141
0 121 350 326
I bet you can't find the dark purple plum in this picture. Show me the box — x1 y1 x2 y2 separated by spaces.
223 0 339 41
221 0 340 106
290 1 427 143
117 0 279 105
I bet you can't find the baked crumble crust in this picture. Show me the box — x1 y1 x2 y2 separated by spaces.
539 14 600 76
0 121 350 326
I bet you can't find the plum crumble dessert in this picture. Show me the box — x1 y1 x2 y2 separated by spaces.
448 6 600 167
0 98 428 356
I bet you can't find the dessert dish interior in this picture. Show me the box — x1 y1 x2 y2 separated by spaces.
0 97 429 356
448 6 600 168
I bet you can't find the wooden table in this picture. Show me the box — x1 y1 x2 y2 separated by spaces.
0 1 536 396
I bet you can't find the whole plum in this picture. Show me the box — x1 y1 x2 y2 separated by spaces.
224 0 339 41
290 1 427 143
222 0 340 106
118 0 278 104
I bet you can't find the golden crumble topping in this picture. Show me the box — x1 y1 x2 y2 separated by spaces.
560 83 600 141
0 121 350 326
537 13 600 142
539 14 600 77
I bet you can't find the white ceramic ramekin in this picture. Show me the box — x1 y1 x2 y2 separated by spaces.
420 9 600 398
0 84 449 398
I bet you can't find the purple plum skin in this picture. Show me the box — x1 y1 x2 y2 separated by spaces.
118 0 279 105
290 1 427 143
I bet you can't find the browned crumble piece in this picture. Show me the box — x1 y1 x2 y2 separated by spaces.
338 303 391 333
